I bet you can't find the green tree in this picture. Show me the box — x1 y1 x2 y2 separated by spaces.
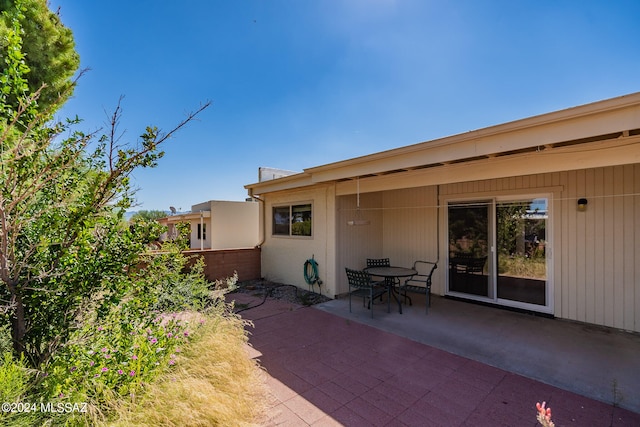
0 8 210 365
0 0 80 113
130 210 168 222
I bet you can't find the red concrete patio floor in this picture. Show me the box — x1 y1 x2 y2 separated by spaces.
228 293 640 426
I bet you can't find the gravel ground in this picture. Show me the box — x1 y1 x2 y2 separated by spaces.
231 279 331 306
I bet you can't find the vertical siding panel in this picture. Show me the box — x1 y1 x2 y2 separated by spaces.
583 169 596 324
560 171 571 320
575 169 587 322
337 191 384 294
613 166 625 329
603 167 616 327
392 187 437 267
537 173 545 187
515 175 523 189
623 165 635 330
567 171 579 321
593 168 605 326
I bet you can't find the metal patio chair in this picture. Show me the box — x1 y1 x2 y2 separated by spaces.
345 268 388 318
399 260 438 314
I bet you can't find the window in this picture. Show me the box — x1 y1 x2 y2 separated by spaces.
273 203 312 236
197 223 206 240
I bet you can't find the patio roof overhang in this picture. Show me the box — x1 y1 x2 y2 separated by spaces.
158 211 211 224
245 92 640 197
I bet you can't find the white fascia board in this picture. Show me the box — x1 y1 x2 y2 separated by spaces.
159 211 211 223
245 172 314 196
335 135 640 195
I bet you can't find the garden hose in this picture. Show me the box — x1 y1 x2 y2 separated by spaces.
304 257 322 286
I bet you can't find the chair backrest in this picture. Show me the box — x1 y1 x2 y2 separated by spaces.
345 268 372 289
453 251 474 259
366 258 390 268
410 260 438 284
466 256 487 273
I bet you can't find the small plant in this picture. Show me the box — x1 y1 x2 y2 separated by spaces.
300 292 315 306
536 401 555 427
0 352 30 403
0 352 38 426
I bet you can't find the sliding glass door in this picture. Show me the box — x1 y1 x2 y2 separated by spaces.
496 198 547 306
447 197 550 312
448 201 491 298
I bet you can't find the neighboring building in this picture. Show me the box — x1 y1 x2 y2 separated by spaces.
158 200 259 250
245 92 640 333
258 167 299 182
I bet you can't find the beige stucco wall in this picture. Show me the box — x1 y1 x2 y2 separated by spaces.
260 184 336 296
159 201 258 250
209 201 259 249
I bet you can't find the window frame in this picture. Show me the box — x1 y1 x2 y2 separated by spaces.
197 223 206 240
272 202 313 238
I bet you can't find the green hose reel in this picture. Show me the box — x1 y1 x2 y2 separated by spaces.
304 256 322 291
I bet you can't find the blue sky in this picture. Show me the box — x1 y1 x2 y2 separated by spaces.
49 1 640 211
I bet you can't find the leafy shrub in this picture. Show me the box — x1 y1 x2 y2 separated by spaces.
29 246 237 425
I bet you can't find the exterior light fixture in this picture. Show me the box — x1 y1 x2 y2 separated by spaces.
347 177 370 226
577 198 588 212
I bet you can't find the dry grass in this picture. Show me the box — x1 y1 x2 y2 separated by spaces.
498 256 546 279
105 312 269 427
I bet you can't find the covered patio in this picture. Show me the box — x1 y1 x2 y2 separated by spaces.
247 92 640 337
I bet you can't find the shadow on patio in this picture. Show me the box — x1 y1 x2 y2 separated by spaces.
228 292 640 426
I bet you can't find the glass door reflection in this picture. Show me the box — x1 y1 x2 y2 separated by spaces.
496 198 547 306
448 201 490 298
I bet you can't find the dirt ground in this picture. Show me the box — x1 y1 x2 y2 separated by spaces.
231 279 331 307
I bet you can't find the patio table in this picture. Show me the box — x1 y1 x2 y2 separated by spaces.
365 266 417 314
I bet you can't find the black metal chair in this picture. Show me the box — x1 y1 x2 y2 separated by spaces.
345 268 388 318
365 258 399 288
399 261 438 314
366 258 391 268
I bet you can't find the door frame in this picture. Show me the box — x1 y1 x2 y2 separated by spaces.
442 192 554 314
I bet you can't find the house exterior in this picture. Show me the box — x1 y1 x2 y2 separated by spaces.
158 200 259 250
245 92 640 333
